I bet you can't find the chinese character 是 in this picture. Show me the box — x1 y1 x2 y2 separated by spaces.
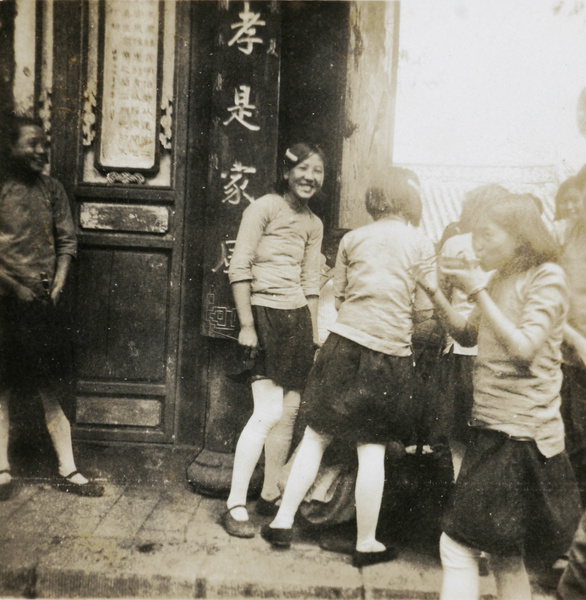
211 240 237 274
228 2 265 55
221 162 257 205
223 85 260 131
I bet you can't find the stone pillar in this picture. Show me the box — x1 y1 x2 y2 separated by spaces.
339 1 401 230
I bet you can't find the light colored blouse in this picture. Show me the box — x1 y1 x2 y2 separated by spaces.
470 262 569 458
228 193 323 309
330 217 435 356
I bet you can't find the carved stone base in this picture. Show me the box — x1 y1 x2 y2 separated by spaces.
186 448 263 499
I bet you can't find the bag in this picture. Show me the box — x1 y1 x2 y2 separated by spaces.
298 462 357 528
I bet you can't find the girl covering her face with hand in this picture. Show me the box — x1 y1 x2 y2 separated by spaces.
414 191 581 600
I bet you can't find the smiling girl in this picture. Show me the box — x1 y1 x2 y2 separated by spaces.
414 191 581 600
222 143 325 538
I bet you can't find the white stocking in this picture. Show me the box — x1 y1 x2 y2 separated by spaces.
440 533 480 600
260 389 300 501
226 379 283 516
40 392 87 484
355 443 386 552
0 389 11 483
270 426 331 528
491 554 531 600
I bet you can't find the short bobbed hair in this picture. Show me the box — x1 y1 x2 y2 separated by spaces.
459 184 508 233
365 166 421 223
275 142 326 194
7 114 45 147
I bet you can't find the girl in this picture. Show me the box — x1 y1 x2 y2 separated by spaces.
553 176 583 248
261 167 436 567
223 143 324 538
414 192 582 600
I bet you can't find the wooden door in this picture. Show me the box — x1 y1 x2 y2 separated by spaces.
50 0 193 444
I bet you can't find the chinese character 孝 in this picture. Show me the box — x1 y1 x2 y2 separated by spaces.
223 85 260 131
221 162 257 205
228 2 265 55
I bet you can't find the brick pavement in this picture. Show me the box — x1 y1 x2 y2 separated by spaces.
0 443 559 599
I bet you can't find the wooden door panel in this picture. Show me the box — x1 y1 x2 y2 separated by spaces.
75 249 114 379
107 250 169 381
76 248 169 382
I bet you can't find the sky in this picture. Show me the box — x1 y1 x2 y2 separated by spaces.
393 0 586 172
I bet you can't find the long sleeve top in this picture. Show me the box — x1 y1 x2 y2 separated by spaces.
228 193 323 309
470 262 568 458
330 217 436 356
0 174 76 297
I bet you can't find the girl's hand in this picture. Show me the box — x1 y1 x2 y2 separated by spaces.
411 262 438 297
15 284 35 303
50 280 65 306
440 264 484 296
238 325 259 358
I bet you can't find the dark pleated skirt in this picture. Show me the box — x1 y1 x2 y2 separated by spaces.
246 304 314 392
303 333 415 444
443 428 583 560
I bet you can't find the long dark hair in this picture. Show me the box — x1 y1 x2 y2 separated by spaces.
480 192 559 273
275 142 326 194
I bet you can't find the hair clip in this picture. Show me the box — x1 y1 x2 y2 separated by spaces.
285 148 298 163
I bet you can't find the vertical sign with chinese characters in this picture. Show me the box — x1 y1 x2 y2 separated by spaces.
201 2 281 338
98 0 162 172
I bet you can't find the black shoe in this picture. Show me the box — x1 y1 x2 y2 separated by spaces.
221 506 256 538
260 524 292 548
352 546 398 568
536 559 567 592
0 470 14 502
256 496 280 517
55 471 105 497
319 533 355 555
